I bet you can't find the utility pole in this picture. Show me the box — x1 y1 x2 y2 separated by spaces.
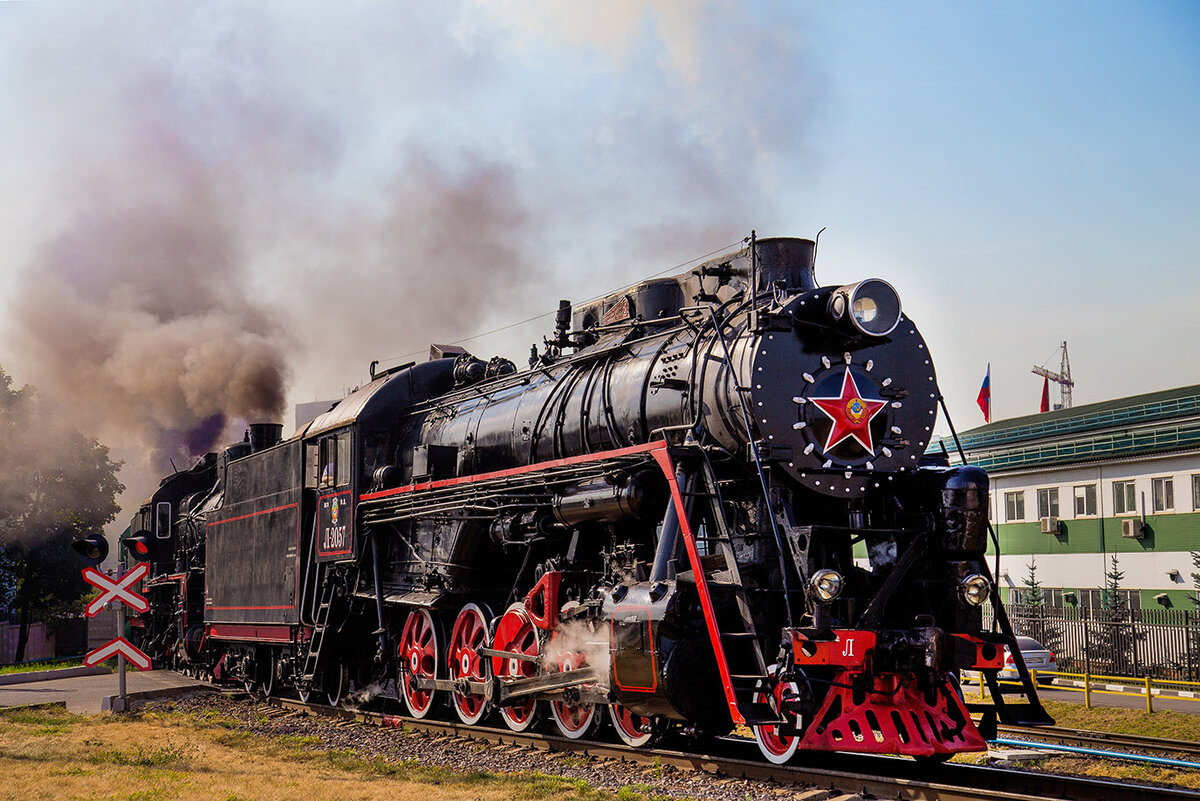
1032 341 1073 410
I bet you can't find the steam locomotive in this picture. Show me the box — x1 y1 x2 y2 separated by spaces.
120 235 1050 762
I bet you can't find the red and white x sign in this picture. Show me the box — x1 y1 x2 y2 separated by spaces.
83 562 149 617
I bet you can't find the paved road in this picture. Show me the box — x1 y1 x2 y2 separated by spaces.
0 669 210 713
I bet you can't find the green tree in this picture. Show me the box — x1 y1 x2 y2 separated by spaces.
1022 557 1044 608
1090 554 1143 675
1102 553 1127 616
0 365 124 662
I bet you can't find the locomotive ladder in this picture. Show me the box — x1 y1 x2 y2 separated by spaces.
299 567 337 686
969 590 1054 734
679 454 782 726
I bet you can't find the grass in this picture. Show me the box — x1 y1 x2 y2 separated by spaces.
988 701 1200 790
5 696 1196 798
1041 700 1200 742
0 706 678 800
0 658 91 675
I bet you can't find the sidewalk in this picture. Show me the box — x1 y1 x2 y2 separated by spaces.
0 668 211 713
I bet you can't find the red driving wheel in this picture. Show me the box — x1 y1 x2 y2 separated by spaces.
447 603 492 725
491 603 541 732
398 608 441 718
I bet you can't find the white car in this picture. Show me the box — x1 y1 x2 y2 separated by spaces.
1005 636 1057 685
963 636 1057 686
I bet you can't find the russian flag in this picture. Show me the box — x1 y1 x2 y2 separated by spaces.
977 364 991 423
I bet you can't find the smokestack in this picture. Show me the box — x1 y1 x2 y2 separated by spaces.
249 422 284 452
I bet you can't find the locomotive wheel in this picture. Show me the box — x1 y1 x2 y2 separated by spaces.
399 608 442 719
549 652 598 740
326 661 350 707
448 603 492 725
608 703 658 747
262 652 278 699
752 666 805 765
548 605 599 740
491 603 541 732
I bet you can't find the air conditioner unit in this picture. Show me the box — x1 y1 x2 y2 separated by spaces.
1040 516 1059 534
1121 518 1144 539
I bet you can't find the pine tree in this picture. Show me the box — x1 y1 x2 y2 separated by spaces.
1092 554 1134 674
1022 557 1044 608
1020 556 1061 656
1102 554 1127 617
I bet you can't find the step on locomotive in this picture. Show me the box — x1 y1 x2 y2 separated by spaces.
121 235 1051 762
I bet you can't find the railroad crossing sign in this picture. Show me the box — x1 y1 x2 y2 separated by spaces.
84 637 152 671
83 562 149 617
82 562 152 672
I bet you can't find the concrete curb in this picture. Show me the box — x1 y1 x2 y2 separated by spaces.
0 666 111 685
102 683 216 712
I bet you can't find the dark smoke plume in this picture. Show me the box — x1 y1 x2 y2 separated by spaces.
1 2 811 523
11 138 291 467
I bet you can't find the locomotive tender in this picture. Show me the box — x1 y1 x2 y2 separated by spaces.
125 235 1050 762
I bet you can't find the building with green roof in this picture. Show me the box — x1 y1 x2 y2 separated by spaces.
938 384 1200 610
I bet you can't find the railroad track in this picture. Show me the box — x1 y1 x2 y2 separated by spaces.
997 724 1200 761
266 696 1195 801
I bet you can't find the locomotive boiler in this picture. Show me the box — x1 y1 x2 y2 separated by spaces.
122 235 1051 762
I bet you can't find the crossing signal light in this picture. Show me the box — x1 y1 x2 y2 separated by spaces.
71 534 109 565
123 531 155 559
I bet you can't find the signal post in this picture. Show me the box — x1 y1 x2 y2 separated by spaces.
73 534 154 713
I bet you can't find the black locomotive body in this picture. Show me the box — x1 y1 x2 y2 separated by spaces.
125 236 1050 761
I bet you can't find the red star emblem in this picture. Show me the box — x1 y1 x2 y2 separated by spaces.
808 368 888 456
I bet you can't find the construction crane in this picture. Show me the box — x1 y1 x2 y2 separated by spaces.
1032 341 1073 410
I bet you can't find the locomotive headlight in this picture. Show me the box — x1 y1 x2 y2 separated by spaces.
829 279 902 337
810 569 844 602
960 574 992 606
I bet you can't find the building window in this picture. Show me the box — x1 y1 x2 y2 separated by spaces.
1152 477 1174 512
1113 480 1136 515
1193 474 1200 511
1005 491 1025 521
1036 488 1059 519
1073 484 1096 517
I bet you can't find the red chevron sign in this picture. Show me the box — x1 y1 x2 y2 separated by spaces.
83 562 149 617
85 636 152 671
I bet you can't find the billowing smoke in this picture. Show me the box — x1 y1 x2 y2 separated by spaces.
11 146 290 467
0 2 814 521
543 617 612 694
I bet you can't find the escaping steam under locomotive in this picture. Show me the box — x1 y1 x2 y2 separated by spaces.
116 235 1051 762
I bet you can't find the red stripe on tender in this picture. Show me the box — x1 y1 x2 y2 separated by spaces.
207 624 293 643
207 503 299 527
651 447 744 725
360 441 668 501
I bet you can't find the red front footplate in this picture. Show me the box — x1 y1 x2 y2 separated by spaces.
798 672 987 757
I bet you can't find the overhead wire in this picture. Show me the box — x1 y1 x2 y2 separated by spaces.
372 237 748 368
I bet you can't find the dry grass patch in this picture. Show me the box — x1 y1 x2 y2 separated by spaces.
1041 701 1200 743
0 706 664 801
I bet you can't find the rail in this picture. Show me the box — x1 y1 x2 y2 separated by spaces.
266 695 1196 801
995 724 1200 761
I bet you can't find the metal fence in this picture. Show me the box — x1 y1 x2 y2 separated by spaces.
988 604 1200 682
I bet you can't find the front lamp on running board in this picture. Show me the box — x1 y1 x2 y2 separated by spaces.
810 569 844 602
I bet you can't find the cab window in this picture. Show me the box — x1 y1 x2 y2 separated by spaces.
316 434 352 489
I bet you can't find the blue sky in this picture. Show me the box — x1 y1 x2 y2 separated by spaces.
0 1 1196 497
